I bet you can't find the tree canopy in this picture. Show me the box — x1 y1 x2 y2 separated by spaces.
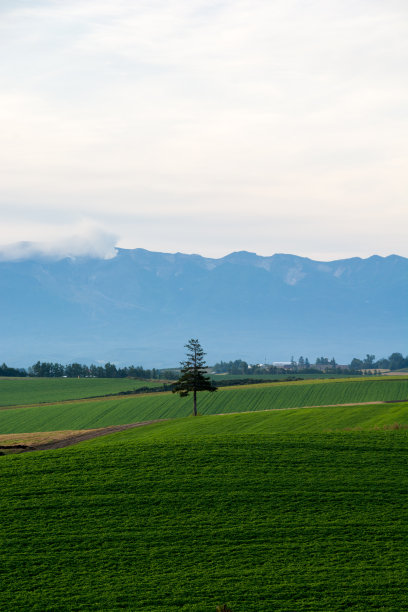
172 339 217 416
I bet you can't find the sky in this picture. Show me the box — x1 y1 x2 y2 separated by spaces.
0 0 407 261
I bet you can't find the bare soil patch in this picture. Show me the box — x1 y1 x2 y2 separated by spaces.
0 420 166 454
383 371 408 376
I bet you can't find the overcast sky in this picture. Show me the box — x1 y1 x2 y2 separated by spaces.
1 0 407 261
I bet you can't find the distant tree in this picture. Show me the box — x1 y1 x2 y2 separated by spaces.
349 358 364 370
304 357 310 369
65 362 85 377
172 339 217 416
388 352 406 371
375 358 390 369
89 364 106 378
363 354 375 369
52 362 65 377
160 369 180 380
298 356 305 369
0 363 27 377
212 359 249 375
30 361 63 377
104 362 118 378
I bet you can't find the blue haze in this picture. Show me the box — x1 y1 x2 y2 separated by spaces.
0 249 406 367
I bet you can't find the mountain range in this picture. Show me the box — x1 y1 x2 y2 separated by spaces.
1 248 407 367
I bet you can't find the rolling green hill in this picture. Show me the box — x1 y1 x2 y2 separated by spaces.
0 377 161 407
83 401 408 445
1 427 407 611
1 377 408 434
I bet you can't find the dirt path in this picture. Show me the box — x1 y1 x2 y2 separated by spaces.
0 420 166 454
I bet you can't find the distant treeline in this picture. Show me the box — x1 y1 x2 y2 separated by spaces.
0 351 407 379
0 363 27 377
0 361 180 379
212 352 408 374
349 353 408 371
212 358 347 375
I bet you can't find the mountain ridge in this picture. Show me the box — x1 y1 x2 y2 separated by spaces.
0 248 406 367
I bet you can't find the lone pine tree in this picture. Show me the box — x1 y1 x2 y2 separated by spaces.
172 338 217 416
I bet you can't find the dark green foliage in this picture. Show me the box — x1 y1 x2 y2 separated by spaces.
28 361 168 379
349 352 408 371
173 339 217 415
0 363 27 377
1 431 407 610
212 359 249 374
388 352 408 370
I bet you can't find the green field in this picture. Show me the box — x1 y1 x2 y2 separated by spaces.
2 378 408 610
1 420 407 611
85 401 408 444
0 375 397 409
211 372 359 381
0 377 161 407
1 377 408 434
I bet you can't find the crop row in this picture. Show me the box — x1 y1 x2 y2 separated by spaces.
0 377 162 407
1 378 408 434
1 431 407 610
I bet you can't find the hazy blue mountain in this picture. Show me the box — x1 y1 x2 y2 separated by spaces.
0 249 407 367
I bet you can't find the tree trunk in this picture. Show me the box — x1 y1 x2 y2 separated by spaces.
193 389 197 416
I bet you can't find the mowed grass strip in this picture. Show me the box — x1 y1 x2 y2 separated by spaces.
1 378 408 434
1 430 407 611
83 401 408 445
0 377 162 407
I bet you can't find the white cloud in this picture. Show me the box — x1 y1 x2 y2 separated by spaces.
0 222 118 261
0 0 407 258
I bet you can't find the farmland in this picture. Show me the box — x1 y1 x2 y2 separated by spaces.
210 372 359 381
1 422 407 611
1 401 407 452
0 376 407 434
1 377 408 610
84 401 408 444
0 376 162 407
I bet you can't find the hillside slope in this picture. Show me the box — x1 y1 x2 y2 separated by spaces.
1 378 407 433
1 430 407 610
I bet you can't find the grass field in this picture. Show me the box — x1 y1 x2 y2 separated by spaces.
0 377 161 407
1 401 407 451
2 378 408 610
86 401 408 444
211 372 359 381
0 375 397 409
1 421 407 611
1 377 407 434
